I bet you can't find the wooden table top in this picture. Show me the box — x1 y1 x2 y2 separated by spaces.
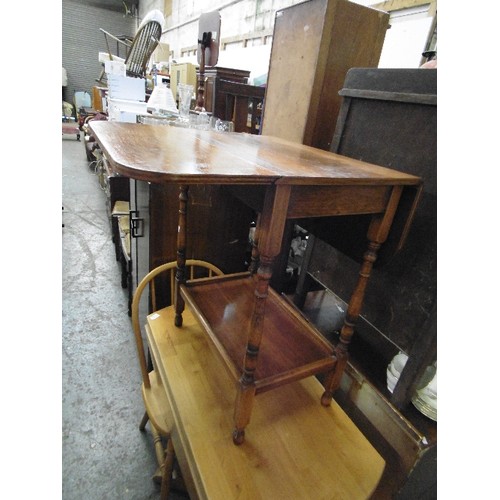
146 305 385 500
89 121 421 187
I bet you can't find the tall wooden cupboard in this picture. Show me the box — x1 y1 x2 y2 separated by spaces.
261 0 389 151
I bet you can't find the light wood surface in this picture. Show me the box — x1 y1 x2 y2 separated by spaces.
146 305 385 500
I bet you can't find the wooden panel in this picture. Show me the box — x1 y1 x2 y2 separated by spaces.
305 0 389 149
261 0 389 150
287 185 391 218
303 68 436 356
261 0 326 144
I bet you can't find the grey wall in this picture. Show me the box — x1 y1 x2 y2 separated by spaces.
62 0 136 108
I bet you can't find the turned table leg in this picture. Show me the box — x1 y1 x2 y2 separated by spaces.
175 185 189 327
321 186 404 404
232 184 291 444
233 256 273 444
321 240 381 405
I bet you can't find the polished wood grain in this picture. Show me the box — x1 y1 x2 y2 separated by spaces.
89 122 420 187
181 273 336 392
89 120 422 443
146 305 385 500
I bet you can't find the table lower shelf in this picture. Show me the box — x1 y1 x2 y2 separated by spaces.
180 272 336 394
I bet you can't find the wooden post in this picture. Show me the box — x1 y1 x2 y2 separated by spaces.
233 185 290 444
321 186 403 404
195 34 209 112
175 185 189 327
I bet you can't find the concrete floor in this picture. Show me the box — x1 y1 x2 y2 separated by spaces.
62 135 187 500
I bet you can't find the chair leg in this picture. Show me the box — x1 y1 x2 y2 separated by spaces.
151 425 165 469
139 411 179 496
160 439 175 500
120 252 128 289
139 411 149 431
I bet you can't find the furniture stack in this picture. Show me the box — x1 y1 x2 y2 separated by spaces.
89 119 421 497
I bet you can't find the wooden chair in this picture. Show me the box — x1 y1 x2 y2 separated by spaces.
217 79 265 134
97 10 163 83
131 259 223 498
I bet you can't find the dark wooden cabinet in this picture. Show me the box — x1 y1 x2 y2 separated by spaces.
100 154 130 262
197 66 250 117
296 67 437 402
216 79 265 134
129 180 255 311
